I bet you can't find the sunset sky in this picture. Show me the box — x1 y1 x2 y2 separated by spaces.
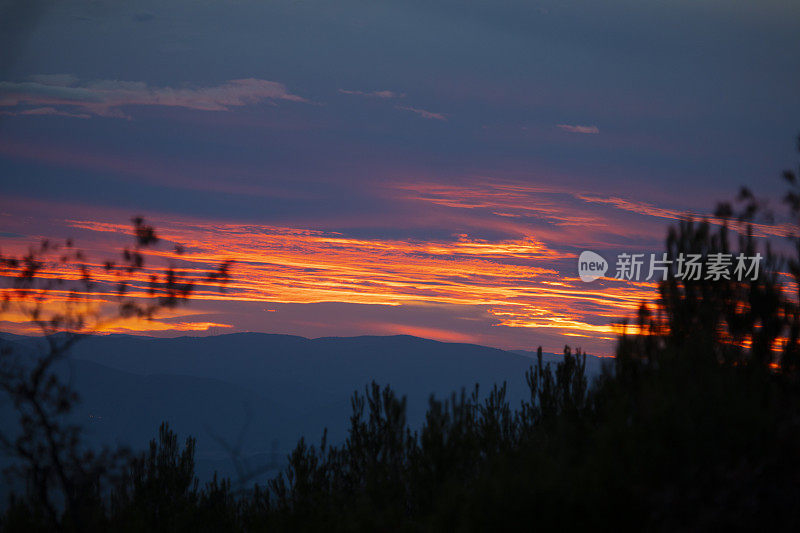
1 0 799 355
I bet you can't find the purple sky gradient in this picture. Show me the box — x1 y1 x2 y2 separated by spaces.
1 0 799 355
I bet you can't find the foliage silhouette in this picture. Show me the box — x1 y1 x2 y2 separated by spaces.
0 218 231 531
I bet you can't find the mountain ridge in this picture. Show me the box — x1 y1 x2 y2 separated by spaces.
0 332 607 484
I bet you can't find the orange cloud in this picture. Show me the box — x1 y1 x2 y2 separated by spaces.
363 323 479 344
93 321 233 334
1 215 649 347
9 177 740 352
23 217 650 344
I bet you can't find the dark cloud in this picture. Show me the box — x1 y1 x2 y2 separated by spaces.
0 0 50 78
133 11 155 22
0 76 309 118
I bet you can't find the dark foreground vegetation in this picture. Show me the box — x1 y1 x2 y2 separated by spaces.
2 142 800 531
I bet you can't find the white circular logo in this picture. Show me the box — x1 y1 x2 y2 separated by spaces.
578 250 607 282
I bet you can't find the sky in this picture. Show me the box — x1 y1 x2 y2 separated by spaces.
0 0 799 355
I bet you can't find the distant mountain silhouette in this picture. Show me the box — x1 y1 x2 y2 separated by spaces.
0 333 605 484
